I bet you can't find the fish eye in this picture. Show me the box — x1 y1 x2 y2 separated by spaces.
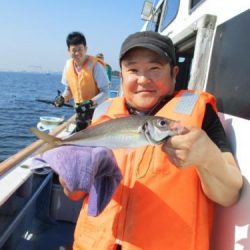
157 119 167 127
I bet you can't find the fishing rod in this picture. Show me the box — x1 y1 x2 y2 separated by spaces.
36 98 73 108
36 90 74 108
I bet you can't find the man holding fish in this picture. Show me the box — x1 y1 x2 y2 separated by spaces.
34 31 243 249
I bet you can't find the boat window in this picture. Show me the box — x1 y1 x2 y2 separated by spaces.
175 50 194 91
206 10 250 120
160 0 180 31
190 0 204 9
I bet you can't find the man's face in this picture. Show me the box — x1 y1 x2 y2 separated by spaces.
68 44 87 64
121 47 179 112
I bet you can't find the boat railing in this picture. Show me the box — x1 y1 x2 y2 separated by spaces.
0 114 76 176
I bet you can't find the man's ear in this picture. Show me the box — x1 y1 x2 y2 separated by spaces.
172 66 179 82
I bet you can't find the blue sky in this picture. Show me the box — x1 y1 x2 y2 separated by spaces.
0 0 146 72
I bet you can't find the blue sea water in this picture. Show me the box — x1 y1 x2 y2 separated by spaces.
0 71 120 162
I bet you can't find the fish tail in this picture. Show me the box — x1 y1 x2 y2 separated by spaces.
30 127 62 147
34 143 58 155
30 127 63 154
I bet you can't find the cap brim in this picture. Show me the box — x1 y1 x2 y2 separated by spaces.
120 43 170 62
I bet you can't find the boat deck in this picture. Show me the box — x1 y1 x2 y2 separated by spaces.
0 172 81 249
15 219 74 250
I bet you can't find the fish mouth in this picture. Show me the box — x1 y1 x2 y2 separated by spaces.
141 122 170 145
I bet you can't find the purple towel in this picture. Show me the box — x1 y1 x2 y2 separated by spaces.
31 145 122 216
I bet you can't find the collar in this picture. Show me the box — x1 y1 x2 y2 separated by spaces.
73 56 88 74
125 95 174 116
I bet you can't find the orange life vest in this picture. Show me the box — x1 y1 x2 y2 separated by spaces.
73 90 217 250
66 56 99 104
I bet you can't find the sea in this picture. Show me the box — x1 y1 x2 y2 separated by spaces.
0 71 120 162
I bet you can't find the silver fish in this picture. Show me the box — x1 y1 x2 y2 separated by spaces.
30 115 181 151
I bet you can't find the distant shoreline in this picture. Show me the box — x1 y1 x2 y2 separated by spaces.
0 70 120 77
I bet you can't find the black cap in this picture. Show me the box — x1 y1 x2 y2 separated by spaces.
119 31 176 65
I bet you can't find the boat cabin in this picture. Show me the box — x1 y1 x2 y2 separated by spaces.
141 0 250 249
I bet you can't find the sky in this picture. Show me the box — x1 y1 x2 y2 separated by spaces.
0 0 146 72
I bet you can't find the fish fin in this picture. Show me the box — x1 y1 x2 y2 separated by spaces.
30 128 62 146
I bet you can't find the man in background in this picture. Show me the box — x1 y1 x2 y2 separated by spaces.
55 32 110 131
96 53 112 82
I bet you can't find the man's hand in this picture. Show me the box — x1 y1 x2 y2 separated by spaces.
75 100 95 113
54 95 65 107
162 126 243 206
162 126 211 168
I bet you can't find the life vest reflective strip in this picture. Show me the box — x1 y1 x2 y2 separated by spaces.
66 56 99 103
92 99 112 121
73 90 217 250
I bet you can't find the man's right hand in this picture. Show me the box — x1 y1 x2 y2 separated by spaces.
54 95 65 107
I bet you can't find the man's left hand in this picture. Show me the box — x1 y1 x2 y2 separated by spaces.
75 100 95 113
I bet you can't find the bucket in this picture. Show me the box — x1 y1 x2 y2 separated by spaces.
37 116 64 132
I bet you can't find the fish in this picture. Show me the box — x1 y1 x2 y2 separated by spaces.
30 115 181 152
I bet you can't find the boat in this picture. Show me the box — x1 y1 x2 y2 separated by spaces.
0 0 250 249
0 115 78 249
141 1 250 249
